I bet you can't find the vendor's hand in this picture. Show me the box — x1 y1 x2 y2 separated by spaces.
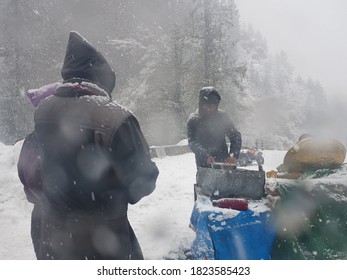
206 156 215 165
224 156 237 164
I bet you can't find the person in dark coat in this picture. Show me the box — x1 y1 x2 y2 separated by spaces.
187 86 242 168
33 31 159 260
187 87 241 199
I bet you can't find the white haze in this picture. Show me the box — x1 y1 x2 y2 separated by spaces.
235 0 347 98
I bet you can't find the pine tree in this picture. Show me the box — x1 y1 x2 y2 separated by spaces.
0 0 37 143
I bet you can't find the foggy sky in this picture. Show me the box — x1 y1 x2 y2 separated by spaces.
235 0 347 99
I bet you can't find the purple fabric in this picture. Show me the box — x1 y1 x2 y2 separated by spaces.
18 82 60 203
26 82 61 108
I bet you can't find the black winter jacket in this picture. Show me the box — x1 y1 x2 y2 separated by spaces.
187 109 242 167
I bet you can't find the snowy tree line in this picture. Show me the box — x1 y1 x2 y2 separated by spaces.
0 0 329 149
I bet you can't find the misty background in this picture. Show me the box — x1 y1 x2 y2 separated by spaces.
0 0 341 149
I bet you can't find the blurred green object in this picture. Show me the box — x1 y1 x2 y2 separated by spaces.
270 168 347 259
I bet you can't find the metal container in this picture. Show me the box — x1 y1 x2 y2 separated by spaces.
196 165 265 200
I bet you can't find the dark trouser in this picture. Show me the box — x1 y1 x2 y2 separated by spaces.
37 212 143 260
194 170 200 201
128 223 144 260
194 184 198 201
31 204 42 259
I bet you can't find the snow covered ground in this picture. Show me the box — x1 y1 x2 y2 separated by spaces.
0 140 286 260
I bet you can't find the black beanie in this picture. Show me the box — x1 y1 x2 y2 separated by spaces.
199 87 221 105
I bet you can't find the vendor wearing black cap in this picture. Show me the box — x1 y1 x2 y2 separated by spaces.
187 86 242 168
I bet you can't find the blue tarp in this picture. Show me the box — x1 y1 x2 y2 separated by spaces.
190 198 276 260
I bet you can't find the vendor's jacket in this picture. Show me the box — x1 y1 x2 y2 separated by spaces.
187 108 242 167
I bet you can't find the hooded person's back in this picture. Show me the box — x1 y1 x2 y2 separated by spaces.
33 31 158 260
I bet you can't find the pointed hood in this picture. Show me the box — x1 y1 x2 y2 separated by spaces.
61 31 116 96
